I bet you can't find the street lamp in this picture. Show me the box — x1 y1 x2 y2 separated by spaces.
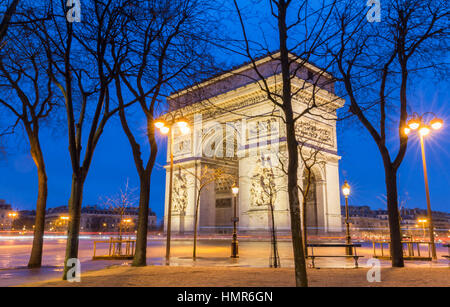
154 115 190 264
58 216 69 233
417 218 427 240
342 181 352 255
231 183 239 258
8 212 18 230
404 112 443 260
122 218 132 237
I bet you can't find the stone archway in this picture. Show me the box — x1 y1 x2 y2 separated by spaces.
302 167 324 235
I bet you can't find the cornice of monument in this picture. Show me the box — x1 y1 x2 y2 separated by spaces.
164 74 344 121
167 51 335 100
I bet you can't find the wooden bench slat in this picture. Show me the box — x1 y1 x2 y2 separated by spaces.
307 243 363 268
309 255 364 258
307 244 361 247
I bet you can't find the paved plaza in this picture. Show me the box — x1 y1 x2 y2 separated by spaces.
0 235 448 286
23 265 450 287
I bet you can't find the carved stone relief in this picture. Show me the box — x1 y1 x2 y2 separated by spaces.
250 162 277 209
172 173 188 213
295 120 334 147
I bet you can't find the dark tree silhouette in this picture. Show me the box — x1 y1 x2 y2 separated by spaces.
109 0 216 266
0 0 20 44
328 0 449 267
37 0 134 279
231 0 340 287
0 8 56 268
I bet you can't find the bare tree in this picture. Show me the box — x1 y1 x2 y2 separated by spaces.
0 0 20 45
102 179 138 239
101 179 138 254
329 0 449 267
278 136 325 257
110 0 215 266
37 0 133 279
231 0 340 286
181 165 235 260
0 9 56 268
254 163 281 268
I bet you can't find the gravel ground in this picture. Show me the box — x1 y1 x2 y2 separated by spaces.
21 265 450 287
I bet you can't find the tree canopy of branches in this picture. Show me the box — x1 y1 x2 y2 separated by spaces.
0 3 55 268
182 165 235 260
101 178 138 238
35 0 134 279
110 0 216 266
328 0 449 267
231 0 340 287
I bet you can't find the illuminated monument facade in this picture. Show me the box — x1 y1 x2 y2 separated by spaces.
162 53 344 234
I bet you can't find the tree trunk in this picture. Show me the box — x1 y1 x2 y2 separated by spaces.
286 117 308 287
276 0 308 286
62 174 84 280
193 192 201 260
269 201 279 268
0 0 19 44
302 198 308 257
132 172 151 266
27 165 47 268
28 142 47 268
384 165 404 267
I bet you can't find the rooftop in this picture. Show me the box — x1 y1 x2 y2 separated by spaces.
167 51 336 112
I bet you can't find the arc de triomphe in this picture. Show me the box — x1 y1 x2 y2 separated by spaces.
162 53 344 235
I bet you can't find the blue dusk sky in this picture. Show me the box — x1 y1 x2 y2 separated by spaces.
0 2 449 221
0 72 448 221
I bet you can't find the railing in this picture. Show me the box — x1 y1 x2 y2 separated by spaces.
372 240 433 260
93 237 136 260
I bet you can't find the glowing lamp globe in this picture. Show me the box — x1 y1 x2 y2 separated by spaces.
177 119 189 129
231 183 239 196
180 126 190 135
430 118 443 130
419 124 431 136
407 118 420 130
160 126 170 134
154 121 166 129
342 181 350 197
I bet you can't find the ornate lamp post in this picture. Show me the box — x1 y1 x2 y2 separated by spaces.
154 115 190 264
8 212 18 230
59 216 69 232
122 218 132 235
231 183 239 258
404 112 443 260
342 181 352 255
417 218 427 241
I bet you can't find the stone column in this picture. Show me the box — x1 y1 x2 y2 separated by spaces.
315 179 327 233
324 160 342 232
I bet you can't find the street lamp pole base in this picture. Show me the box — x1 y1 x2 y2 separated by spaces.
346 235 353 256
345 247 353 256
231 238 239 258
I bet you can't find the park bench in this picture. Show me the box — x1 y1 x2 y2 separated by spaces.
307 243 363 268
443 244 450 260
